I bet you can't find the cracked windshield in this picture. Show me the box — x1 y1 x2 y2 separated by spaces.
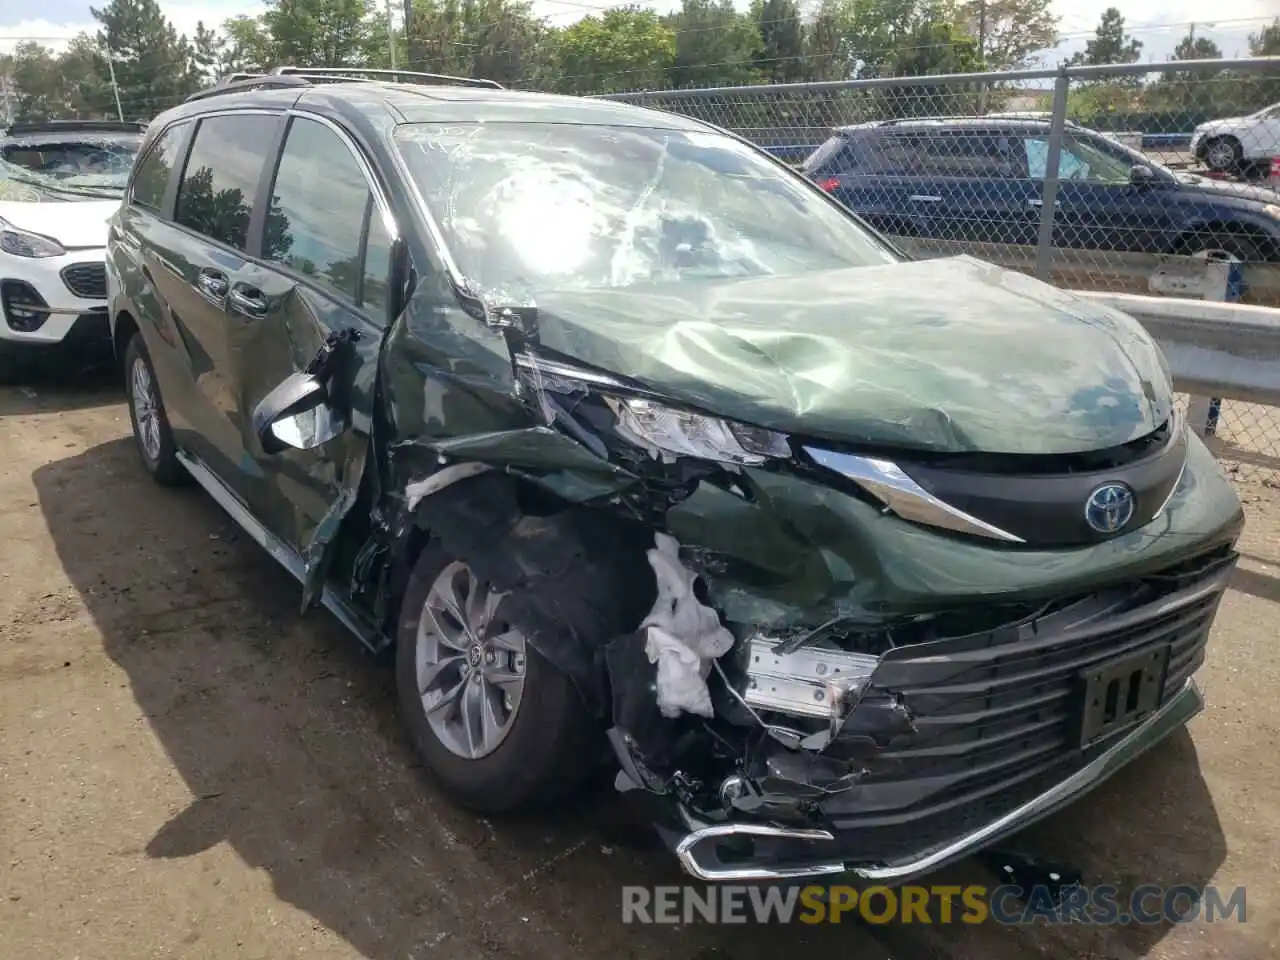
1 133 141 199
394 122 896 299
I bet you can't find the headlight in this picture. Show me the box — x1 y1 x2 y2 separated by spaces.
605 396 791 466
1264 204 1280 221
0 219 65 258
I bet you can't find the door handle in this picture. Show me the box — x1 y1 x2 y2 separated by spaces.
909 195 942 202
229 285 268 319
1027 199 1060 208
196 268 229 301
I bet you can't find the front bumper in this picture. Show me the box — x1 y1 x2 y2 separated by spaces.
671 675 1205 883
2 249 109 346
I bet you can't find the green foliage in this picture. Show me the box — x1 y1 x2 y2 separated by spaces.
666 0 764 89
550 7 675 94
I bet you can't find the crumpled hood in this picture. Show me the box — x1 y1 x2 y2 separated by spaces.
531 256 1173 455
0 197 119 248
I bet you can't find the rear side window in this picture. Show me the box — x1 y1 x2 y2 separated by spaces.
916 132 1019 178
130 121 189 210
848 135 927 176
175 114 278 251
264 117 391 315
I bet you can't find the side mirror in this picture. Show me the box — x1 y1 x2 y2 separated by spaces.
1129 164 1157 187
252 371 343 454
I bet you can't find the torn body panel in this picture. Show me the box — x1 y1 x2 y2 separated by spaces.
364 261 1242 886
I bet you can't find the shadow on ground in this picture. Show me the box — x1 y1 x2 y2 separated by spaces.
0 359 119 416
34 437 1229 960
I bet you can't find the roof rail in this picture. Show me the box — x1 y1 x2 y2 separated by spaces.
184 65 504 105
183 74 314 103
271 66 503 89
876 114 1080 128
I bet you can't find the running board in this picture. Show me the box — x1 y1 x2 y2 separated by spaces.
175 450 385 653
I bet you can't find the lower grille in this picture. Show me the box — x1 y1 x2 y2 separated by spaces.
61 262 107 300
818 546 1236 863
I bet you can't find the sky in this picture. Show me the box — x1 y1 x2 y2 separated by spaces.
0 0 1276 64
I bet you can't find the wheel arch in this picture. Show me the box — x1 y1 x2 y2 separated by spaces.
1170 220 1278 262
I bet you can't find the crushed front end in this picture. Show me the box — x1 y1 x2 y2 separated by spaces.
387 333 1243 885
374 252 1244 885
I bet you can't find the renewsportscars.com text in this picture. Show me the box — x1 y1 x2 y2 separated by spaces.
621 883 1247 926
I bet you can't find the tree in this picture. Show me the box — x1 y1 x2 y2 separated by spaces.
89 0 203 118
550 7 676 94
753 0 805 83
400 0 548 86
1239 17 1280 112
4 42 71 122
1069 7 1141 67
883 19 983 114
665 0 764 89
959 0 1057 70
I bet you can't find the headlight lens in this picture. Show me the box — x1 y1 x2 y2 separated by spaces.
0 219 65 259
606 396 791 466
1263 204 1280 221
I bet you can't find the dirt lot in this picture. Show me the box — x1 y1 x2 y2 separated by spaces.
2 374 1279 960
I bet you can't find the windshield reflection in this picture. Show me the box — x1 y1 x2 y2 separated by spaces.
394 122 896 300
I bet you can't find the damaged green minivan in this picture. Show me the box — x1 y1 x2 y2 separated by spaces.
107 68 1244 885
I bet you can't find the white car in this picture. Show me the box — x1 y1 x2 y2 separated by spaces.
1 121 144 379
1190 102 1280 174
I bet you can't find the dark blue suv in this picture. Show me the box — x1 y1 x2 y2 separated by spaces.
803 118 1280 264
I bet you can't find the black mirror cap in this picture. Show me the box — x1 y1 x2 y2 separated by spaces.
253 372 327 455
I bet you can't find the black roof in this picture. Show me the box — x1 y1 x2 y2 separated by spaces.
834 116 1081 135
3 120 148 137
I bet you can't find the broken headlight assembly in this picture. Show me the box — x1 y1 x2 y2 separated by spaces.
606 396 791 466
515 352 792 468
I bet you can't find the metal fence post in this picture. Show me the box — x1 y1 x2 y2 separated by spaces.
1033 66 1070 282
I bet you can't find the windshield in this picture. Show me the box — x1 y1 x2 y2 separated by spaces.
0 133 142 197
394 122 897 298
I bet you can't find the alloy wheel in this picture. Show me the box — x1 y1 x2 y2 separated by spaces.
1205 140 1236 171
414 560 527 759
131 356 162 462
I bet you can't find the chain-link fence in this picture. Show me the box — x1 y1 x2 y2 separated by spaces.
602 58 1280 485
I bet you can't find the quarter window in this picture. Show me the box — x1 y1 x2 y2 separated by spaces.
175 114 278 250
131 121 189 210
265 117 384 309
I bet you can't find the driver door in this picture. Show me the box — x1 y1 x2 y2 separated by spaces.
226 115 397 603
1025 131 1177 256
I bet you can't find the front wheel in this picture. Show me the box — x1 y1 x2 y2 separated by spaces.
1202 136 1243 174
395 543 601 812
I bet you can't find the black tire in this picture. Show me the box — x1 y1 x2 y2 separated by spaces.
395 540 602 813
1202 136 1243 174
123 332 188 486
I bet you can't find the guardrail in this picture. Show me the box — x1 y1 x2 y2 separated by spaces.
1076 292 1280 483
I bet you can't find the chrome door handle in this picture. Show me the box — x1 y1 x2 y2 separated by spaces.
228 287 268 319
196 269 229 301
909 195 942 202
1028 199 1060 208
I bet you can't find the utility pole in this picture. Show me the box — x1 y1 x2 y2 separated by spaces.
403 0 413 70
102 42 125 121
386 0 397 69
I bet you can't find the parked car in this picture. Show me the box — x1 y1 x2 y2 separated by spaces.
0 120 146 378
1191 101 1280 174
803 117 1280 264
107 67 1244 885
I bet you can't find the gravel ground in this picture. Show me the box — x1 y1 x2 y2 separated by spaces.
2 373 1278 960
